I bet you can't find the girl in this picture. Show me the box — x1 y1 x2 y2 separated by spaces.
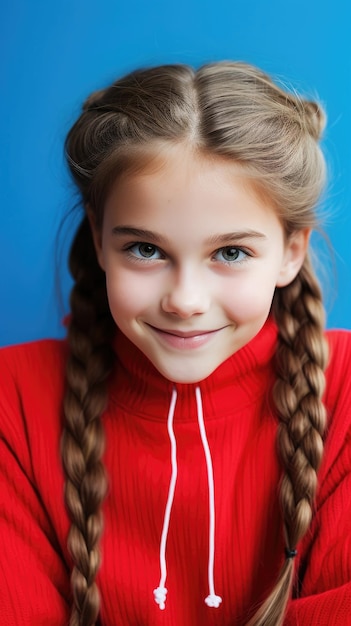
0 61 351 626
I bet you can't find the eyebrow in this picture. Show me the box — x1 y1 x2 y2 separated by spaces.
112 226 165 244
206 231 267 245
111 225 267 244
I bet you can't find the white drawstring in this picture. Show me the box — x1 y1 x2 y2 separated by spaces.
153 386 222 610
153 387 178 610
195 386 222 609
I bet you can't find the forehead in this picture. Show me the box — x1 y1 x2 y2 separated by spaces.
104 143 265 209
102 146 283 242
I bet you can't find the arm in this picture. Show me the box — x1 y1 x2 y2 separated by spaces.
0 440 71 625
285 330 351 625
0 344 71 625
285 473 351 625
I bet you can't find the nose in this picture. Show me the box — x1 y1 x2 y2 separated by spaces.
161 268 210 319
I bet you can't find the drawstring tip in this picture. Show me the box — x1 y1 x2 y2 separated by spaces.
205 594 222 608
154 586 168 610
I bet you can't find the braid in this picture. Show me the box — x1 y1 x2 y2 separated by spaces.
247 256 328 626
274 257 328 548
61 217 115 626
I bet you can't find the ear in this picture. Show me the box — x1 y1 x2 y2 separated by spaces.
86 205 106 271
276 228 310 287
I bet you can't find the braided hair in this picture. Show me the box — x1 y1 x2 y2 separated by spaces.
61 217 115 625
63 61 328 625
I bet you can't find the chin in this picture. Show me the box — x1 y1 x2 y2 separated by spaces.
155 362 218 385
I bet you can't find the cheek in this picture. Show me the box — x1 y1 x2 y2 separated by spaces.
222 276 277 321
105 268 154 319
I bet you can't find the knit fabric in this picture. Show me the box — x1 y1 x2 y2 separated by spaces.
1 318 351 625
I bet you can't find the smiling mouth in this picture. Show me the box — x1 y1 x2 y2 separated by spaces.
147 325 223 337
146 324 226 350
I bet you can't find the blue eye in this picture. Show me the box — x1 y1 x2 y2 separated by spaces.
214 247 248 263
128 243 162 259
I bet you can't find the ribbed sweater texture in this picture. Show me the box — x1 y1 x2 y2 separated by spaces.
1 318 351 625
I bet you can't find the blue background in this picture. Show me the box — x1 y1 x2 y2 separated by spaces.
1 0 350 346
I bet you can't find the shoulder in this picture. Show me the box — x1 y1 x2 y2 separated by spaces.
0 339 68 455
324 328 351 405
0 336 68 403
326 327 351 363
319 329 351 476
0 338 68 396
0 337 68 374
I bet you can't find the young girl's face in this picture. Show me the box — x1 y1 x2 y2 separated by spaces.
92 144 308 383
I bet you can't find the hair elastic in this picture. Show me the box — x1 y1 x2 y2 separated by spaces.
285 547 298 560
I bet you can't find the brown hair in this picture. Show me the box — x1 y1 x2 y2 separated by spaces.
63 61 328 625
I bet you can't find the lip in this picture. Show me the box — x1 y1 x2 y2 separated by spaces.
146 324 226 350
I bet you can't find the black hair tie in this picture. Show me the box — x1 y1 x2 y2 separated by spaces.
285 547 298 560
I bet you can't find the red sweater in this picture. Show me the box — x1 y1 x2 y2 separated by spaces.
1 318 351 625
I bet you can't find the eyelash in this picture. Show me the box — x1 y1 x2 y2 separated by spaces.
123 242 251 266
124 243 165 262
213 247 250 265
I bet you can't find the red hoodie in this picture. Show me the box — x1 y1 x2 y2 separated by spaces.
1 318 351 625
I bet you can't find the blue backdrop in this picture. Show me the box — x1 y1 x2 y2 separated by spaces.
1 0 350 346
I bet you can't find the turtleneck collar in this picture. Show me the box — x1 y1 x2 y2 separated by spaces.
109 316 278 421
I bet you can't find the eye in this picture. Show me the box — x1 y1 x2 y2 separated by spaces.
127 243 162 259
214 246 248 264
